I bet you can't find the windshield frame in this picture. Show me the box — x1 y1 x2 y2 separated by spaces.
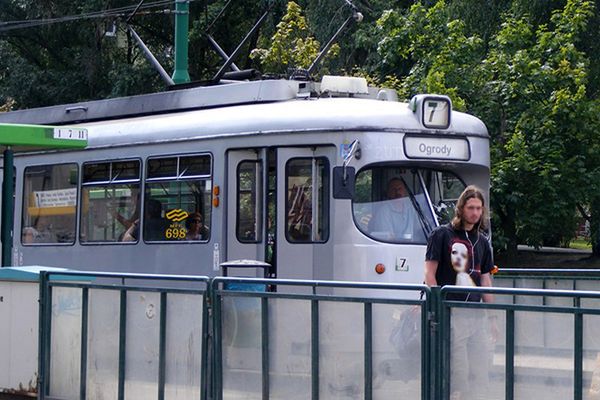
351 165 466 245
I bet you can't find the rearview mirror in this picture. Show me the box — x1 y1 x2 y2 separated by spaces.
333 166 355 199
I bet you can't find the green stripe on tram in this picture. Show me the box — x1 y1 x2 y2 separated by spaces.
0 123 88 149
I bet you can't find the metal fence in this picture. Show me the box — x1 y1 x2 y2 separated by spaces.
439 285 600 400
38 271 210 400
211 278 429 400
37 271 600 400
496 268 600 292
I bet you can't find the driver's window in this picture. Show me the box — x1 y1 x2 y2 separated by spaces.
353 167 428 243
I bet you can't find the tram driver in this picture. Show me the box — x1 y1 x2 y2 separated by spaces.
368 178 416 241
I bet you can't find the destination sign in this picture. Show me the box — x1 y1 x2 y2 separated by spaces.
403 136 470 161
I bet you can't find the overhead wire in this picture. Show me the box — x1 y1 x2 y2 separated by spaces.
0 0 193 33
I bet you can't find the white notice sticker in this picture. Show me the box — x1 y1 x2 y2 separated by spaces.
213 243 220 271
53 128 88 140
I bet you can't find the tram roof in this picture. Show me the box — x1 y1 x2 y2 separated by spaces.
0 78 488 149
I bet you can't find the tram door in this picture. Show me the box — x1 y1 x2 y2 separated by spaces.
276 147 334 281
226 150 267 273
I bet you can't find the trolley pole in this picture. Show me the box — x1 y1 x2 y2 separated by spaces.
2 147 13 266
171 0 191 84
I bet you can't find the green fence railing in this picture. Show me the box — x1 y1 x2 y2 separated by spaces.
496 268 600 292
439 285 600 400
211 277 430 400
38 271 210 400
37 271 600 400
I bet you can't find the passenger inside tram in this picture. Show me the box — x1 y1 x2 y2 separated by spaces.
185 212 209 240
122 199 165 242
22 227 39 244
32 216 58 243
111 192 140 231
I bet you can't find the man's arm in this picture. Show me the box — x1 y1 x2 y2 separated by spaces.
480 272 494 303
424 260 438 286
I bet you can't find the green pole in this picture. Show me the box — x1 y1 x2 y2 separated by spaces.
171 0 191 84
2 147 14 266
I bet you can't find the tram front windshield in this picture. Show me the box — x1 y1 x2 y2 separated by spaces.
352 166 466 244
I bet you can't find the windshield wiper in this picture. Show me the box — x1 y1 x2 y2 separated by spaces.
401 175 433 236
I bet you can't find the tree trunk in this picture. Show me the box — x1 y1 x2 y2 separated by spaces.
591 199 600 258
497 204 519 265
503 225 519 264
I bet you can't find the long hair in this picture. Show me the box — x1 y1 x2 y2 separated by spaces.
451 185 489 231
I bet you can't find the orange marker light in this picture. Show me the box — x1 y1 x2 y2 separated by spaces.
213 186 220 196
375 263 385 274
212 197 219 207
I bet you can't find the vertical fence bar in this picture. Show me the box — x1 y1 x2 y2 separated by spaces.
505 309 515 400
38 272 49 400
441 301 451 399
44 283 54 398
200 291 209 400
364 302 372 400
311 299 320 400
431 287 446 400
422 300 429 400
158 292 167 400
213 286 223 400
117 289 127 400
574 298 583 400
262 297 270 400
79 288 89 400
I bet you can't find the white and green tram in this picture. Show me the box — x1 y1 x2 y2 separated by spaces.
0 76 490 286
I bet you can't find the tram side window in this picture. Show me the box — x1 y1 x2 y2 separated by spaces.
145 154 212 242
22 164 78 244
80 160 141 243
286 158 329 243
237 160 262 242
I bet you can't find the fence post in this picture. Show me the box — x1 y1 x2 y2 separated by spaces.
212 280 223 400
37 271 49 400
428 286 443 400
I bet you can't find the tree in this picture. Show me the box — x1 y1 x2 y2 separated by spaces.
0 0 168 108
376 1 484 110
374 0 598 260
250 1 338 76
480 0 596 257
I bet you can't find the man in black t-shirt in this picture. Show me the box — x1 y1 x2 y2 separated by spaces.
424 185 495 400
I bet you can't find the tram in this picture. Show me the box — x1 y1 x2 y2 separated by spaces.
0 75 490 285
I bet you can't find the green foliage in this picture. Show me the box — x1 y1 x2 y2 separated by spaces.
0 0 167 108
374 0 599 256
2 0 600 258
251 1 338 75
483 0 595 251
376 1 483 109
